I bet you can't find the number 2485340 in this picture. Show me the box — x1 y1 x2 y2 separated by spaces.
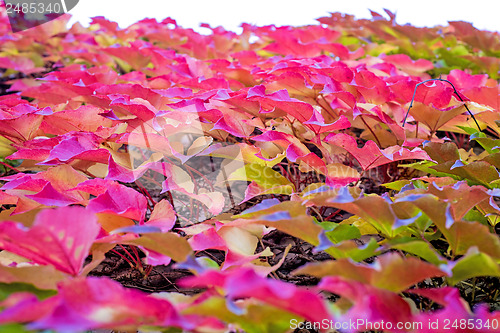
5 2 63 15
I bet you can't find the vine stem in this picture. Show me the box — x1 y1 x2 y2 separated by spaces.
0 161 20 173
110 249 136 268
402 78 481 132
318 94 338 119
360 115 382 147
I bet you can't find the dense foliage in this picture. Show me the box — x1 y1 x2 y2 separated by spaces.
0 8 499 333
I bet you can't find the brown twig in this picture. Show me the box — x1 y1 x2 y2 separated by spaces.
402 78 481 132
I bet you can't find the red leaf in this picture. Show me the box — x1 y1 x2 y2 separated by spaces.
180 267 330 323
408 288 476 333
87 183 147 221
25 183 78 207
41 134 100 164
0 206 100 275
326 133 431 170
0 277 188 331
0 114 43 143
145 199 176 232
109 94 158 121
447 69 488 90
382 54 434 75
188 227 227 251
41 105 115 135
319 276 413 330
304 112 351 134
352 69 390 104
0 56 43 74
247 85 314 123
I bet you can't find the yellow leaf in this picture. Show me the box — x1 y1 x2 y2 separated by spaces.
0 137 15 158
0 208 41 227
96 213 135 233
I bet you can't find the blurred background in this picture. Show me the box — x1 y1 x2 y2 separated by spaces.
67 0 499 33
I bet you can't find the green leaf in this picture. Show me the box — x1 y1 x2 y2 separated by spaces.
296 253 445 293
400 161 460 179
463 209 490 226
456 125 485 137
325 237 380 262
469 137 498 154
317 220 337 231
0 324 31 333
448 249 500 285
196 256 220 269
382 180 411 191
0 282 57 301
182 296 300 333
409 196 500 258
228 163 295 192
326 224 361 243
431 160 500 187
389 239 446 265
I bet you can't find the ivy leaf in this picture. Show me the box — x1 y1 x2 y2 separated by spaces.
182 296 300 333
87 183 148 221
406 102 472 133
297 253 445 292
0 283 56 302
0 277 189 331
325 238 380 262
0 206 100 276
326 133 431 170
319 276 414 329
121 232 192 264
325 224 361 243
228 162 295 198
0 265 67 291
447 248 500 285
180 268 331 323
389 240 446 265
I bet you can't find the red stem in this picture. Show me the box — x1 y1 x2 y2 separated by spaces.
111 249 135 268
129 245 143 270
119 245 141 268
0 161 20 173
360 115 382 147
325 209 341 221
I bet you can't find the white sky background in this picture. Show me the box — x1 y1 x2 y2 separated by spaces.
67 0 500 33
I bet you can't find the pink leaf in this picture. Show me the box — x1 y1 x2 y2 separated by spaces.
0 206 100 275
408 288 477 333
87 183 147 221
326 133 431 170
319 276 413 332
25 183 78 207
145 199 176 232
247 85 314 123
42 135 99 164
0 277 189 331
180 267 331 323
105 155 148 183
304 112 351 134
188 227 227 251
382 54 434 75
